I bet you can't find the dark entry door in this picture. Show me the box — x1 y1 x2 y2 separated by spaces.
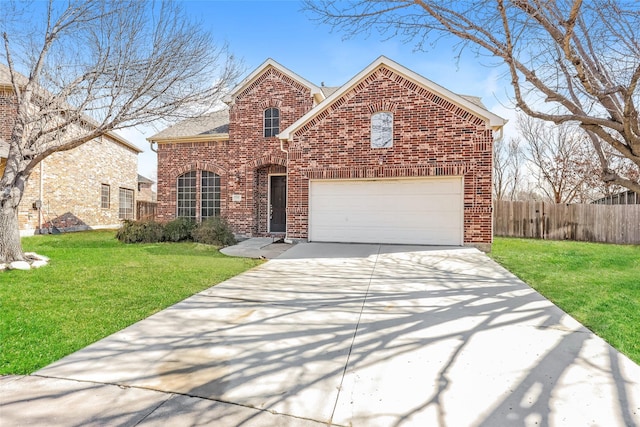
270 175 286 233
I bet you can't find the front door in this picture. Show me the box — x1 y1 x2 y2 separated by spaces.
269 175 286 233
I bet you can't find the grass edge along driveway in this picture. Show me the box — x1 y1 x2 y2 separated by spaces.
490 237 640 365
0 230 263 375
2 232 638 374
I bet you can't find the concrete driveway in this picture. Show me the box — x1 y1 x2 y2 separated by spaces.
2 243 639 426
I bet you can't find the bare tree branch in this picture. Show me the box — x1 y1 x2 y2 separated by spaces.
0 0 242 262
304 0 640 193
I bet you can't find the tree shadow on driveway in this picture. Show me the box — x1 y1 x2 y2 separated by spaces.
3 246 639 426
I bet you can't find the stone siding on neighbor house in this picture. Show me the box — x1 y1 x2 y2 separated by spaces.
156 66 313 236
1 86 139 234
18 136 139 233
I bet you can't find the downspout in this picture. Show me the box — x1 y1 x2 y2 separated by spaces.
279 137 292 244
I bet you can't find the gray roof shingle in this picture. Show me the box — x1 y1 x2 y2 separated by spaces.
149 109 230 140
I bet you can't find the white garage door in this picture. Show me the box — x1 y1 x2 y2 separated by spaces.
309 177 463 245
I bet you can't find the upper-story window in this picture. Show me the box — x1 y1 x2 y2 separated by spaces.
371 111 393 148
264 107 280 137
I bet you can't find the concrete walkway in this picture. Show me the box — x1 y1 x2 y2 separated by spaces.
2 244 639 426
220 237 292 259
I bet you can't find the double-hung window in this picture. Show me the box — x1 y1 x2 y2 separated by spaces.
264 107 280 137
201 171 221 219
101 184 110 209
177 171 197 220
118 188 134 219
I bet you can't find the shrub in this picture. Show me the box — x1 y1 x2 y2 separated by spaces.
163 217 196 242
116 220 165 243
192 217 236 247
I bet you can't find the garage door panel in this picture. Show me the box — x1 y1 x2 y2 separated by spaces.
309 178 463 245
326 194 459 210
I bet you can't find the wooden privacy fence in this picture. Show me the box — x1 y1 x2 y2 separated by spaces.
494 200 640 244
136 201 157 221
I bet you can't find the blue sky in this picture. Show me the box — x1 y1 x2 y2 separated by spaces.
123 0 515 179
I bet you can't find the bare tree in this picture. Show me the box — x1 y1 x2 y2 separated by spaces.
493 136 523 200
304 0 640 194
517 115 598 203
0 0 241 263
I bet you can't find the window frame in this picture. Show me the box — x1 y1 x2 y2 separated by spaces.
177 170 222 222
118 187 135 220
101 184 110 209
176 171 197 220
201 171 221 220
371 111 394 148
264 107 280 138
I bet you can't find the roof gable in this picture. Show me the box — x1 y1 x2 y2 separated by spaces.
223 58 325 105
1 64 141 153
278 56 507 140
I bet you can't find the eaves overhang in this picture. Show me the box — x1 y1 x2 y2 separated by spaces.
148 134 229 144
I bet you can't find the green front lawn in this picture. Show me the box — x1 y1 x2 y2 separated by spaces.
490 237 640 364
0 230 262 375
3 232 638 374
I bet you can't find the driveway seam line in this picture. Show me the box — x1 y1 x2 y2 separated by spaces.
31 374 336 426
329 244 382 424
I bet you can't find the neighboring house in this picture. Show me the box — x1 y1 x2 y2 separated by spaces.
149 56 506 251
592 190 639 205
136 174 157 221
0 67 142 235
137 174 156 202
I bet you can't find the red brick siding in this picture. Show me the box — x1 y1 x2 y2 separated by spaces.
156 141 230 222
286 66 493 244
0 89 17 143
156 66 313 236
0 89 16 177
156 64 494 245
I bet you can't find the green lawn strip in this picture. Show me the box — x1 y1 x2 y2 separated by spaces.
0 230 262 375
490 237 640 364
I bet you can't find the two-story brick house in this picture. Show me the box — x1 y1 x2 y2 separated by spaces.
0 66 142 235
150 56 506 251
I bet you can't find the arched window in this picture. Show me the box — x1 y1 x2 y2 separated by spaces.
264 107 280 137
201 171 221 219
371 111 393 148
177 171 197 220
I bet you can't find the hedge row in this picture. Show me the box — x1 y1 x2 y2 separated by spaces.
116 217 236 246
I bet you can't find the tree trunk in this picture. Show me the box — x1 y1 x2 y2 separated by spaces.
0 197 25 264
